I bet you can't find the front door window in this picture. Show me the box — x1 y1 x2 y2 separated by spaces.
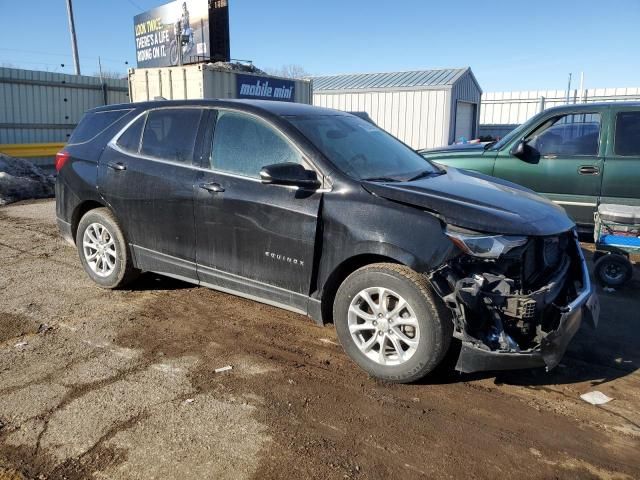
526 113 601 157
210 111 303 178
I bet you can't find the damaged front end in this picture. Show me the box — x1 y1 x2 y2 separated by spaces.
430 227 599 373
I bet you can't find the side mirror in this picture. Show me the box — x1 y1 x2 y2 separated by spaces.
510 139 528 160
260 162 321 189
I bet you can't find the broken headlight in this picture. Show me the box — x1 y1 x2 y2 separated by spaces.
445 225 527 259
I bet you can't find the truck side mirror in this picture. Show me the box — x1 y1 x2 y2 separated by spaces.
510 139 527 159
510 139 542 164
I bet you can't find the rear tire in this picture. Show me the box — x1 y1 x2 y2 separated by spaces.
333 263 452 383
594 254 632 287
76 208 139 289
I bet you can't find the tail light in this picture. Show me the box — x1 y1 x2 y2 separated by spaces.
55 151 70 172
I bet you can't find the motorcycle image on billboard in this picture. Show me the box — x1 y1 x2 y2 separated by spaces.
133 0 229 68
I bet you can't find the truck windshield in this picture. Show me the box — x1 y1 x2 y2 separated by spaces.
490 110 548 151
490 124 527 151
289 115 439 182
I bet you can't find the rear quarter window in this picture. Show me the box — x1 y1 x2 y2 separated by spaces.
116 114 146 153
68 109 131 145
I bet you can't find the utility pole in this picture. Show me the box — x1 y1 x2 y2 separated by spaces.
65 0 81 75
97 56 108 105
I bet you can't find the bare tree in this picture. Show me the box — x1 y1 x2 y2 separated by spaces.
265 64 310 79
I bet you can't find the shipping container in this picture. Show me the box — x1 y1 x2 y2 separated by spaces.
312 68 482 150
128 63 312 104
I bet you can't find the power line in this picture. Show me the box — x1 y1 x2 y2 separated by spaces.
0 48 129 65
1 58 128 74
126 0 144 11
0 60 71 72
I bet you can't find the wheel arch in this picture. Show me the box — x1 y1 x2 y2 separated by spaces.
70 200 110 244
317 250 415 325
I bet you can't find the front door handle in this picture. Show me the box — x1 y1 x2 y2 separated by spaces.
578 165 600 175
199 182 225 193
107 161 127 171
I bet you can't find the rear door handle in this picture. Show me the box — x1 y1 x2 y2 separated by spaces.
199 182 225 193
107 161 127 171
578 165 600 175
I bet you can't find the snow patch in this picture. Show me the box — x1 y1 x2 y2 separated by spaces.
0 154 55 206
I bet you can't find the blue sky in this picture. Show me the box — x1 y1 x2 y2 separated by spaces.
0 0 638 92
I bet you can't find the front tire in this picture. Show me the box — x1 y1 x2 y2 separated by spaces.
76 208 139 289
334 263 452 383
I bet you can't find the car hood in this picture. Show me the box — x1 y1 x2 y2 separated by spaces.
362 167 575 236
420 143 487 155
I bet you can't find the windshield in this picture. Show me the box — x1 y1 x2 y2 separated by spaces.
489 124 525 151
288 114 438 181
490 110 547 151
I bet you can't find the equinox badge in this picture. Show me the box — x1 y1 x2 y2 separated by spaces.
265 251 304 267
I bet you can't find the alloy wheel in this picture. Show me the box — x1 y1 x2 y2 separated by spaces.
348 287 420 366
82 222 117 278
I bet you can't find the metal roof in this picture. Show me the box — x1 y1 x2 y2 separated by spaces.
312 68 470 92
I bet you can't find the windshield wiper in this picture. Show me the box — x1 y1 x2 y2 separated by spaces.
407 170 444 182
362 176 401 183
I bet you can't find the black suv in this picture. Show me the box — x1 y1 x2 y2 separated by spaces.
56 100 599 383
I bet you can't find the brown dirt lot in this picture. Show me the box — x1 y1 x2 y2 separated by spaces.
0 199 638 480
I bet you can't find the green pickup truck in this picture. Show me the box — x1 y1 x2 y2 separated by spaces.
421 102 640 229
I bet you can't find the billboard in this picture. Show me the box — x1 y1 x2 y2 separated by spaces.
236 74 296 102
134 0 230 68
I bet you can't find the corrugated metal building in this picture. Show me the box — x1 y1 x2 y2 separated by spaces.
312 67 482 149
0 67 129 144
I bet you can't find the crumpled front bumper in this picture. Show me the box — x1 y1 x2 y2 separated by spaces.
455 238 600 374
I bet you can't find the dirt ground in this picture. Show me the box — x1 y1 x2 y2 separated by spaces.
0 199 638 480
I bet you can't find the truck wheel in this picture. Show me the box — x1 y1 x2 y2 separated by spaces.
76 208 139 289
333 263 452 383
594 254 633 287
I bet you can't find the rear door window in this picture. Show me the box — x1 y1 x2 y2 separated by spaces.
140 108 203 163
210 111 303 178
526 113 601 156
68 109 131 144
614 112 640 156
